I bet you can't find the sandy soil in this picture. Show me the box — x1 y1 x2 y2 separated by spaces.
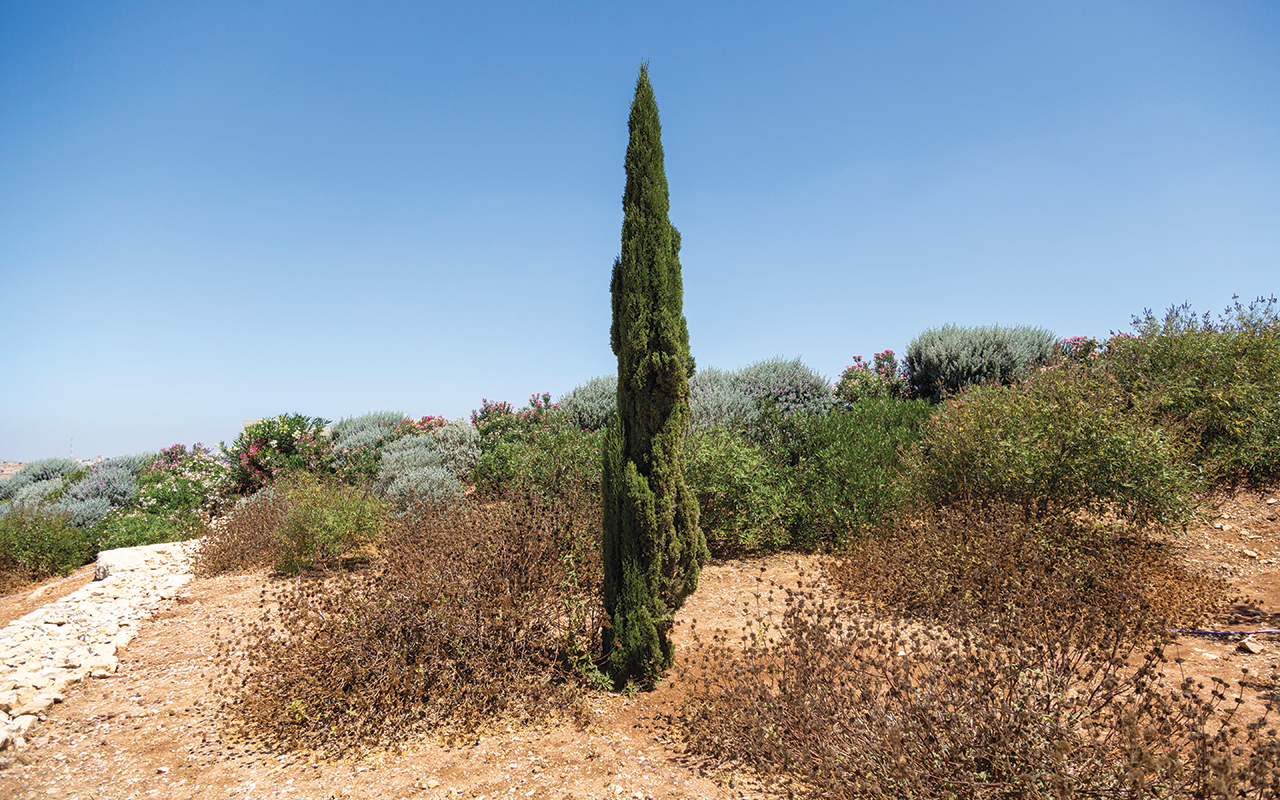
0 487 1277 799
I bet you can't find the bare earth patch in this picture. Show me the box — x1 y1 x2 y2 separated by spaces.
1 487 1278 798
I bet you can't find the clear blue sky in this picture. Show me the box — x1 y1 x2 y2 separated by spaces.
2 1 1277 462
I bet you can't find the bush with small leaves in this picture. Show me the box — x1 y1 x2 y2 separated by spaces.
557 375 617 431
905 361 1197 528
906 323 1057 403
0 506 94 590
1104 295 1280 484
192 488 289 576
733 356 834 420
689 367 756 429
271 473 389 575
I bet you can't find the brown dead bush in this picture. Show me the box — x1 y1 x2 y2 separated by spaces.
212 484 606 753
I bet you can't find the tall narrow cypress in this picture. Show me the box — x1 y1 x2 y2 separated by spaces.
602 63 708 689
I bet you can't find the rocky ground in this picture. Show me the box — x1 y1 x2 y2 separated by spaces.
0 487 1276 799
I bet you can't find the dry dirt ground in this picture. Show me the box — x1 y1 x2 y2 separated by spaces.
0 488 1278 800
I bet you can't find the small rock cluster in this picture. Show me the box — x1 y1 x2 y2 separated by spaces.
0 540 196 751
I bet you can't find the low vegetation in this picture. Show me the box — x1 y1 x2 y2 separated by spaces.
7 295 1280 793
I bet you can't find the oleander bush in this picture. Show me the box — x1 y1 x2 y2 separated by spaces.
906 323 1057 403
905 361 1197 528
834 349 912 404
1104 295 1280 485
222 414 332 495
0 506 94 590
557 375 617 432
214 485 606 752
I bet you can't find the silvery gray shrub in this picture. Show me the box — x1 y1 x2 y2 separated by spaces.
557 375 617 431
906 324 1057 403
0 457 81 501
331 411 406 454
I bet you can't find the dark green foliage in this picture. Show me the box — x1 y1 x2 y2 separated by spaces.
1104 295 1280 484
684 428 791 553
0 507 94 589
473 415 602 502
784 398 933 548
602 63 707 689
905 361 1198 527
906 323 1057 403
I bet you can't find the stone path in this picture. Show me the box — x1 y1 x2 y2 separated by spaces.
0 540 196 751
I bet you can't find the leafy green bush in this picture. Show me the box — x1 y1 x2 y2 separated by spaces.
905 323 1057 403
92 512 202 552
1104 295 1280 484
557 375 617 431
222 414 332 495
905 362 1197 527
134 443 235 520
783 398 933 548
272 473 388 575
684 427 791 552
0 507 93 587
472 414 602 502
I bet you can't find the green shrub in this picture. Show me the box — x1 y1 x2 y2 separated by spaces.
472 415 602 502
92 512 203 552
1104 295 1280 484
222 414 332 495
905 362 1197 527
684 427 791 552
784 398 933 548
272 473 388 575
905 323 1057 403
0 507 93 586
557 375 617 431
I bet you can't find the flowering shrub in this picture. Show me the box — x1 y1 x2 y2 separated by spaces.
1056 335 1102 363
136 443 235 520
834 350 911 404
471 394 558 449
223 414 332 495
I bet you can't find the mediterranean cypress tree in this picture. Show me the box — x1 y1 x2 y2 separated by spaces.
602 63 708 689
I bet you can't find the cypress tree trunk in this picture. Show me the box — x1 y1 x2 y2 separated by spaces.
602 63 708 689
